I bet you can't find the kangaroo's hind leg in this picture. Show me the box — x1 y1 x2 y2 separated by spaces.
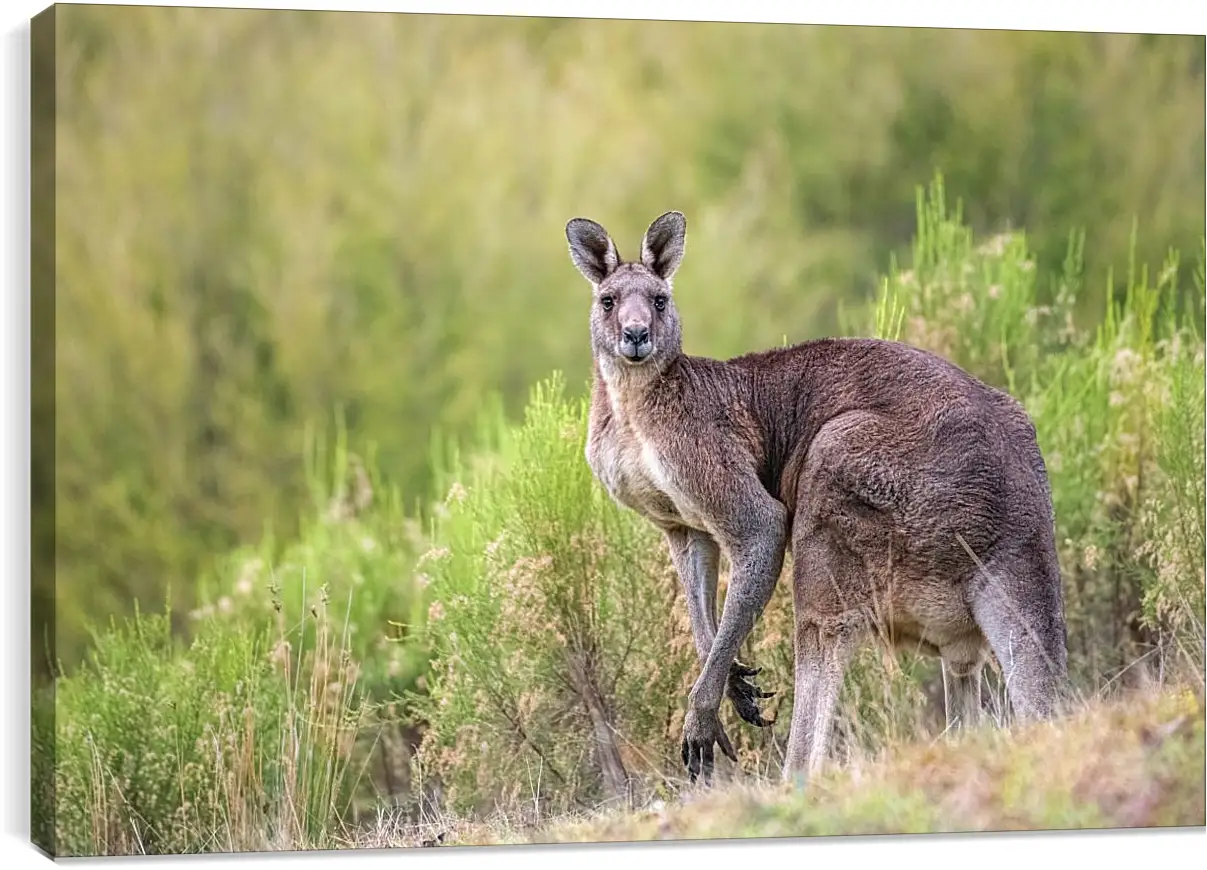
782 411 902 781
782 527 868 781
782 610 863 780
969 550 1069 722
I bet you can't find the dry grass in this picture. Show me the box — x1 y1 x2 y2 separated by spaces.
370 687 1204 849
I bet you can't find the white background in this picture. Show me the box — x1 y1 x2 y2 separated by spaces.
2 1 1204 867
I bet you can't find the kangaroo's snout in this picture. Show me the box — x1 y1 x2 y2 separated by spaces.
622 325 649 346
619 322 653 363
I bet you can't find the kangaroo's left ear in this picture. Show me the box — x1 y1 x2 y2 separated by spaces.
640 211 687 282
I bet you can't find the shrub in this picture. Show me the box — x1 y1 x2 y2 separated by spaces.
409 375 695 816
195 417 430 704
43 594 371 855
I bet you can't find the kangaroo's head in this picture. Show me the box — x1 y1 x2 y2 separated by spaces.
565 211 687 379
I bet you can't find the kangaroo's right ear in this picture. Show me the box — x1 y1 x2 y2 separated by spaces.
566 218 621 285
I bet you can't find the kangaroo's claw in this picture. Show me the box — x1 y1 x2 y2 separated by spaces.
727 661 775 727
732 661 761 679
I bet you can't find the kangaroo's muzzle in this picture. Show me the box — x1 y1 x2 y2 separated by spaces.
620 325 653 363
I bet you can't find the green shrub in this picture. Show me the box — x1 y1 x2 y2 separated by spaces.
47 609 278 855
44 597 372 855
1138 278 1206 679
39 414 439 856
195 417 430 703
409 375 694 816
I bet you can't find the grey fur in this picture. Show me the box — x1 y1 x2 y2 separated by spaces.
564 212 1070 785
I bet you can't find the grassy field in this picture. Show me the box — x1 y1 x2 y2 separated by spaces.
33 181 1206 857
32 9 1206 859
380 687 1204 848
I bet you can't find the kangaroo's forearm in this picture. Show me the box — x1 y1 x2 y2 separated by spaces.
689 500 788 711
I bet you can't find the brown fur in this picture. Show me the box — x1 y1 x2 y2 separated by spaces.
565 212 1070 785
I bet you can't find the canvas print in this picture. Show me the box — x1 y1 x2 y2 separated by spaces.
30 3 1206 858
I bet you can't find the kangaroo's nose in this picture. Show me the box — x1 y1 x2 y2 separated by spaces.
623 325 650 346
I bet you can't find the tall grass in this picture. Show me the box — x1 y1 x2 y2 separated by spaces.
37 426 427 856
407 375 693 817
40 589 376 856
39 181 1206 853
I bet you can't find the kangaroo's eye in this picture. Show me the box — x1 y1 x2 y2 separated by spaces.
599 295 614 312
653 295 668 312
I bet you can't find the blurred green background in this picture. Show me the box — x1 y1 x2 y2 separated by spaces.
36 6 1205 673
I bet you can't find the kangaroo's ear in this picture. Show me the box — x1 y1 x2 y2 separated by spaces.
640 211 687 281
566 218 621 285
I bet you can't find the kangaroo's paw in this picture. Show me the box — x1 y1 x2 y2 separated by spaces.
727 660 775 727
681 705 736 786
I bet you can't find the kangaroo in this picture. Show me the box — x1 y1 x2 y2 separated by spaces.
564 211 1070 785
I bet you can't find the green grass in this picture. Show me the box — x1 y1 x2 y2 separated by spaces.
407 374 694 817
39 597 372 856
36 180 1207 856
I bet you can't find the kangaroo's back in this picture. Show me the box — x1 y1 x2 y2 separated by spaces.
719 338 1050 519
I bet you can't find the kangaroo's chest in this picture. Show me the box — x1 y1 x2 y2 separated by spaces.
587 413 705 531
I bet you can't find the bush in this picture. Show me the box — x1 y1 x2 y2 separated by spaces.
38 426 430 856
409 376 694 816
42 598 373 857
194 417 430 704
